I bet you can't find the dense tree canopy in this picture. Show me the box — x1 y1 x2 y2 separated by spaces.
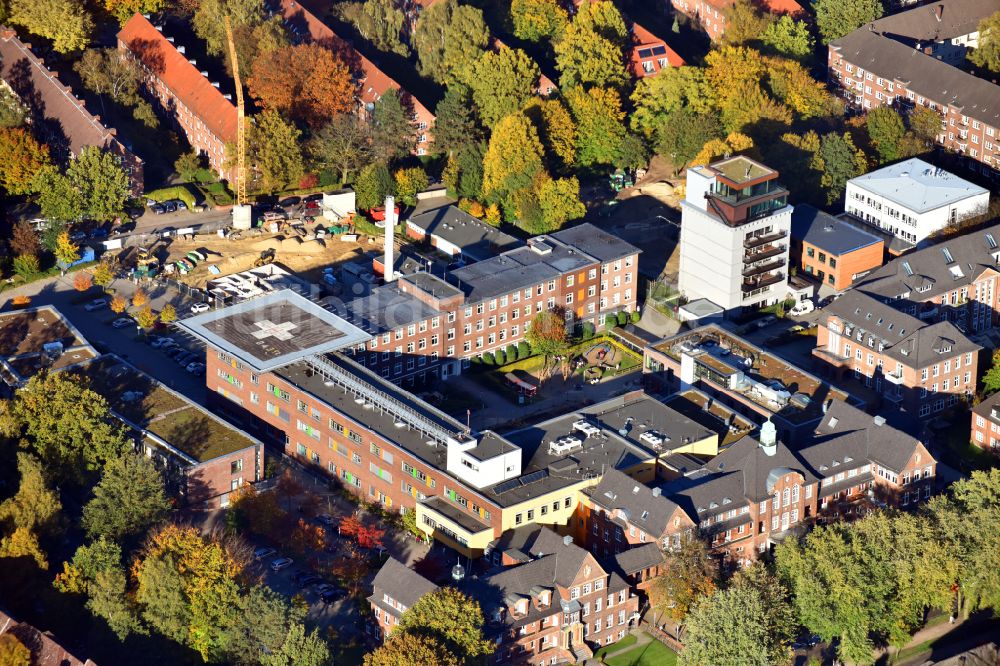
0 86 26 129
554 0 628 89
8 0 93 53
630 66 711 139
433 86 482 157
524 98 577 172
469 48 540 129
510 0 568 42
649 535 718 624
413 0 489 85
308 114 372 184
248 110 304 192
969 11 1000 73
482 112 544 203
396 587 493 663
67 147 131 222
365 632 459 666
104 0 165 24
74 48 143 108
813 0 884 44
371 90 415 163
248 44 354 127
82 453 171 542
565 86 627 167
0 127 50 195
762 15 814 60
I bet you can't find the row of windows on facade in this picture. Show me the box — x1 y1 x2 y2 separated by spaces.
848 192 919 227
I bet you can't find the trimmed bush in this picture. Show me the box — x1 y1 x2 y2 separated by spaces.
506 344 518 362
482 351 495 366
630 310 641 324
616 311 628 326
581 322 596 340
494 349 506 365
604 314 617 328
145 185 198 210
517 341 531 358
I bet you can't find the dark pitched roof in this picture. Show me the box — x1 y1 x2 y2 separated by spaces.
830 28 1000 126
1 28 137 163
407 205 521 261
857 223 1000 302
867 0 997 44
799 399 924 473
823 290 979 368
118 14 237 143
486 526 594 591
370 557 438 610
791 204 883 256
0 608 94 666
587 469 681 536
615 543 665 575
972 389 1000 418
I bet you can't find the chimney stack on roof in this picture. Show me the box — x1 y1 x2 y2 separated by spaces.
384 195 396 282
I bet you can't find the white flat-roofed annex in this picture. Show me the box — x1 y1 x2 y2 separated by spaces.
176 289 372 372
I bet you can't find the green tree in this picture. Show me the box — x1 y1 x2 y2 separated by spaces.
565 86 627 167
93 262 114 288
525 311 568 358
0 634 30 666
816 132 868 205
680 585 786 666
9 0 93 53
104 0 164 25
969 11 1000 73
866 107 906 163
469 48 540 129
159 303 177 324
510 0 568 42
982 350 1000 394
135 555 189 643
249 110 304 192
226 585 329 666
259 623 330 666
174 151 204 182
630 66 712 139
554 0 628 89
656 108 723 174
12 371 129 481
337 0 408 57
0 452 61 533
524 97 577 172
91 567 145 639
929 469 1000 615
482 113 544 203
813 0 884 44
364 632 459 666
454 142 486 200
535 176 585 233
396 587 493 662
413 0 489 85
11 254 39 281
394 167 429 207
308 114 372 184
649 535 717 625
67 147 130 222
766 57 841 120
0 86 26 129
371 90 415 163
433 85 482 157
74 48 142 109
32 168 83 223
762 15 814 60
192 0 266 60
355 163 395 211
909 106 943 146
718 0 771 48
82 453 171 542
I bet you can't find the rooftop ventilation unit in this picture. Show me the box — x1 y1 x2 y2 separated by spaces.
548 435 584 455
572 419 601 437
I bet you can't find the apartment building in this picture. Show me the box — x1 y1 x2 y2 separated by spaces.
368 557 439 641
118 14 236 177
629 22 684 78
335 223 639 384
828 27 1000 179
1 28 143 195
669 0 805 42
277 0 435 154
643 324 860 444
856 222 1000 334
845 159 989 245
678 155 793 312
790 205 885 291
798 399 938 513
814 290 980 417
480 527 639 663
862 0 991 66
970 392 1000 455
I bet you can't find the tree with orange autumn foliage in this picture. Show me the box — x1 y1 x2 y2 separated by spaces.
74 272 93 292
288 519 325 557
131 287 149 308
248 44 355 127
110 295 127 314
649 534 718 626
0 127 50 195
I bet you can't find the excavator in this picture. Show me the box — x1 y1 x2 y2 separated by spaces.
253 248 276 268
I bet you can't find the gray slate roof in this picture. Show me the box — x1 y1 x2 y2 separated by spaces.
486 527 592 591
586 468 681 537
857 222 1000 302
791 204 883 256
798 399 922 474
831 28 1000 126
867 0 999 44
407 205 521 261
370 557 438 610
615 543 665 575
549 224 640 263
823 289 979 368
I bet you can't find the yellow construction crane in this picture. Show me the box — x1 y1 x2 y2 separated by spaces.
224 16 247 208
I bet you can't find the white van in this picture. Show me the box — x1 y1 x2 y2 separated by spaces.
790 300 815 316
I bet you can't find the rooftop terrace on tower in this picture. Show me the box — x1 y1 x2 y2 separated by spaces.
176 290 371 372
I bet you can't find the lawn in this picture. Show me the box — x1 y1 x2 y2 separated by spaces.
604 637 678 666
594 634 637 661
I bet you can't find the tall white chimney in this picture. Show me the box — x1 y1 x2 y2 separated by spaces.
384 195 395 282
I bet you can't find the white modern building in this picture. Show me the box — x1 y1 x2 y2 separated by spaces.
678 155 794 312
845 158 989 245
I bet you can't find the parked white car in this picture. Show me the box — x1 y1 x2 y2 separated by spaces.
789 300 816 316
190 302 210 314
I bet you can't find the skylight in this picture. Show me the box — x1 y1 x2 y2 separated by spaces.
942 247 955 263
987 233 997 249
902 261 913 276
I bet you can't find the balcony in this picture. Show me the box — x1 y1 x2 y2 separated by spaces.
743 259 786 277
744 230 788 249
744 244 786 263
883 368 905 385
813 347 852 367
742 272 785 292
